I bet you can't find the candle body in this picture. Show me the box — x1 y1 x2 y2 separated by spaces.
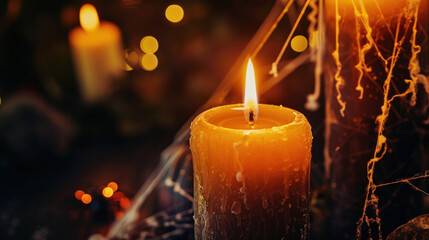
69 22 124 103
190 104 312 240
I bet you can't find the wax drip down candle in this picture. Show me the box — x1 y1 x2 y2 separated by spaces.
190 59 312 240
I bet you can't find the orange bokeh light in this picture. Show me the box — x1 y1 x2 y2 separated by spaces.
140 53 158 71
107 182 118 192
120 197 131 209
81 194 92 204
75 190 85 200
113 191 124 201
102 187 114 198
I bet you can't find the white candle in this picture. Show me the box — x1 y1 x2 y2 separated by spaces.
69 4 124 103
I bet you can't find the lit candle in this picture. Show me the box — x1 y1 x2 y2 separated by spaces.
190 59 312 239
69 4 124 103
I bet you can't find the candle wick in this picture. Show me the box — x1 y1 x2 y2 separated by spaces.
248 109 255 126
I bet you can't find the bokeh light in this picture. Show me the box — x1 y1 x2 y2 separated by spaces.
113 191 124 201
140 53 158 71
165 4 184 23
120 197 131 209
102 187 114 198
79 4 99 32
81 194 92 204
107 182 118 192
291 35 308 53
74 190 85 200
140 36 159 54
309 30 319 48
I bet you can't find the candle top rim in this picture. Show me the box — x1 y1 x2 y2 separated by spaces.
192 103 308 132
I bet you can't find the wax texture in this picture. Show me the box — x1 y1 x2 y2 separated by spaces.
190 104 312 240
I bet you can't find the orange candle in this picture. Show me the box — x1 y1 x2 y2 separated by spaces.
69 4 124 103
190 60 312 239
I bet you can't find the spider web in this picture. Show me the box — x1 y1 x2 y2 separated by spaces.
325 0 429 239
103 0 429 239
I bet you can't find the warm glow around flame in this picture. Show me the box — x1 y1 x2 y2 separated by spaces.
79 4 100 32
244 58 258 124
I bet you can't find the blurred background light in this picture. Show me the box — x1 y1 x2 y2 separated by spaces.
165 4 184 23
107 182 118 192
102 187 114 198
140 36 159 54
81 194 92 204
291 35 308 53
140 53 158 71
74 190 85 200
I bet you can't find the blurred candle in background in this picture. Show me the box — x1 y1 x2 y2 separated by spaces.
69 4 124 103
190 59 312 240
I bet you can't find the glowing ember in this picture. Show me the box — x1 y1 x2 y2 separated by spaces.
113 191 124 201
291 35 308 52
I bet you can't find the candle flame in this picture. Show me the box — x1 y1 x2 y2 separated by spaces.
79 4 100 32
244 58 258 125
